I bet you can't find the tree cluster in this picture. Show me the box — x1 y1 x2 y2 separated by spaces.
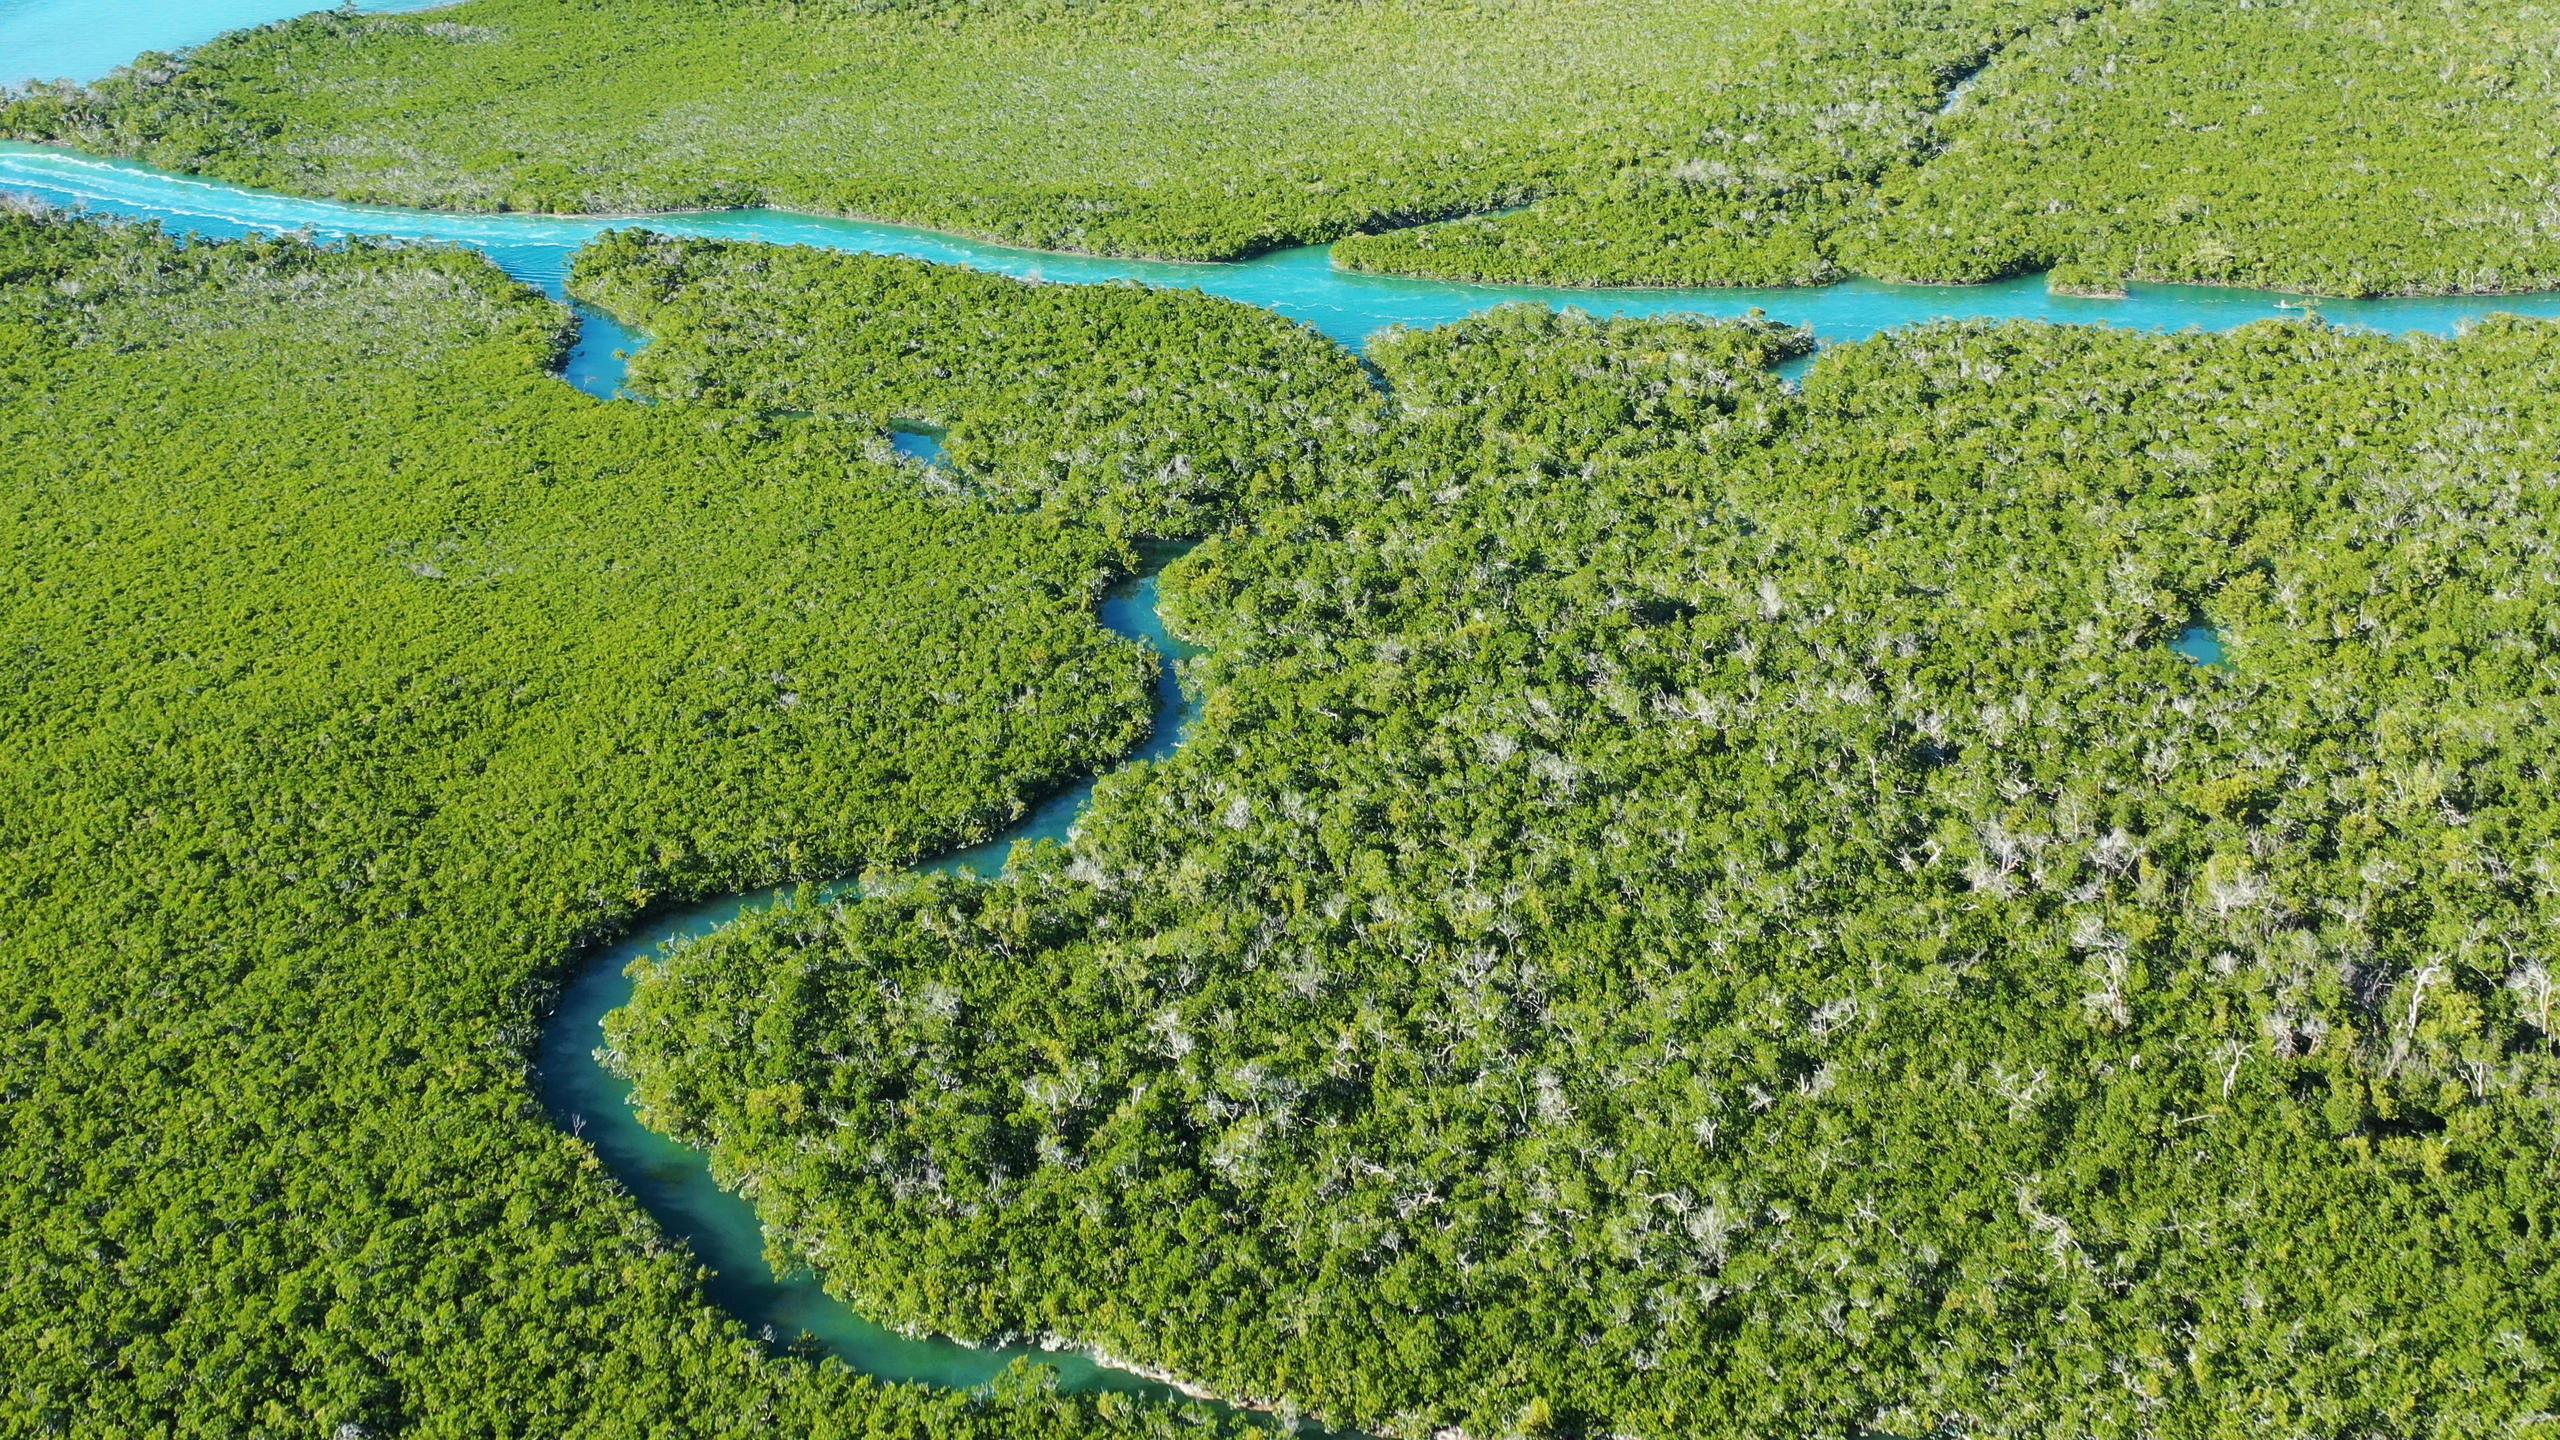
0 209 1290 1438
569 230 1377 535
18 0 2560 294
616 301 2560 1438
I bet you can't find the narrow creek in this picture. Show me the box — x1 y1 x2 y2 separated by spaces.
0 7 2509 1409
533 504 1213 1398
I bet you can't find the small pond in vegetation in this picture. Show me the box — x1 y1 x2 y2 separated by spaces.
887 425 947 464
2172 624 2227 667
561 304 646 401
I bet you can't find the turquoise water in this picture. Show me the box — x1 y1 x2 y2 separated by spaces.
561 304 645 401
888 425 947 465
10 141 2560 350
537 548 1205 1395
0 0 447 87
0 0 2536 1411
903 542 1201 882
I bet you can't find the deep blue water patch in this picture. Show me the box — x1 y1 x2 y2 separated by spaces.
2172 624 2227 668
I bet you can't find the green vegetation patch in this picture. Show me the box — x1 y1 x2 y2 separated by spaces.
614 305 2560 1436
11 0 2560 294
1347 0 2560 296
569 230 1381 535
0 0 2033 265
1837 0 2560 296
0 207 1318 1436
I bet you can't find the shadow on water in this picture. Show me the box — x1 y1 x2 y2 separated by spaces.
1770 344 1822 385
534 544 1222 1405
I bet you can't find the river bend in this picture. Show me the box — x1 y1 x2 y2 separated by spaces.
6 0 2557 1412
533 549 1208 1400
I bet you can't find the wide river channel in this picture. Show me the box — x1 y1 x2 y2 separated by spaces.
6 0 2558 1412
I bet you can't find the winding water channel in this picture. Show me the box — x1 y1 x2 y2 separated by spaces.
4 0 2555 1408
534 541 1207 1399
12 140 2560 352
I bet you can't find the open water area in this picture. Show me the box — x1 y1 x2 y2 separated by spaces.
0 0 2541 1415
0 0 448 89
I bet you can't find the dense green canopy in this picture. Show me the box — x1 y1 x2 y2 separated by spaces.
8 0 2559 294
1837 0 2560 297
567 230 1377 535
615 302 2560 1437
10 195 2560 1436
0 208 1276 1437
